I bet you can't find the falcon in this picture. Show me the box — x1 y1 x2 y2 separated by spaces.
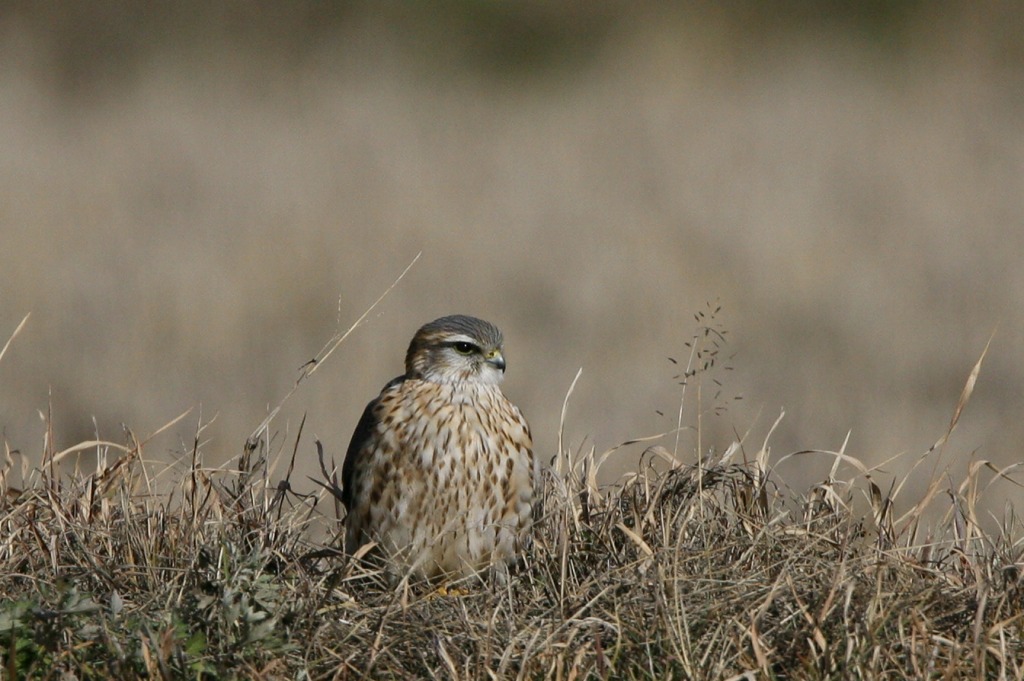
341 315 536 580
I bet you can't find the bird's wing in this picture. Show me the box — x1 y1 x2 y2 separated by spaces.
340 375 406 511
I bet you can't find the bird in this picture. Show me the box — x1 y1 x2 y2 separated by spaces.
340 315 537 581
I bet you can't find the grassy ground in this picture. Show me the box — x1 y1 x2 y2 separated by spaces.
1 314 1022 680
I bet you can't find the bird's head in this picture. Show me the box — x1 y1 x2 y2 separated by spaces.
405 315 508 385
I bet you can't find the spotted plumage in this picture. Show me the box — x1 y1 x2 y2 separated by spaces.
341 315 536 580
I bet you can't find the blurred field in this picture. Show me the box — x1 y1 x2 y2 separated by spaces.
1 2 1023 510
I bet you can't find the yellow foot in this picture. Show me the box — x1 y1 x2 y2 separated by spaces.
428 585 470 600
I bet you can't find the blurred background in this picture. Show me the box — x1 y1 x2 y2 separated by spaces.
1 2 1022 509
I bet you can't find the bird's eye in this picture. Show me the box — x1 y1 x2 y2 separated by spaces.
452 341 476 355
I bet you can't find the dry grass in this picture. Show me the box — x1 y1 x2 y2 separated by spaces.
2 313 1022 680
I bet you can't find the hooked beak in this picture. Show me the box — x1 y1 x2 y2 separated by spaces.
485 350 506 373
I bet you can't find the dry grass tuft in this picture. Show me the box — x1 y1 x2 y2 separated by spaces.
1 317 1022 679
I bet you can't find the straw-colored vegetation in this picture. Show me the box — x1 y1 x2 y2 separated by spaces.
1 309 1021 680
